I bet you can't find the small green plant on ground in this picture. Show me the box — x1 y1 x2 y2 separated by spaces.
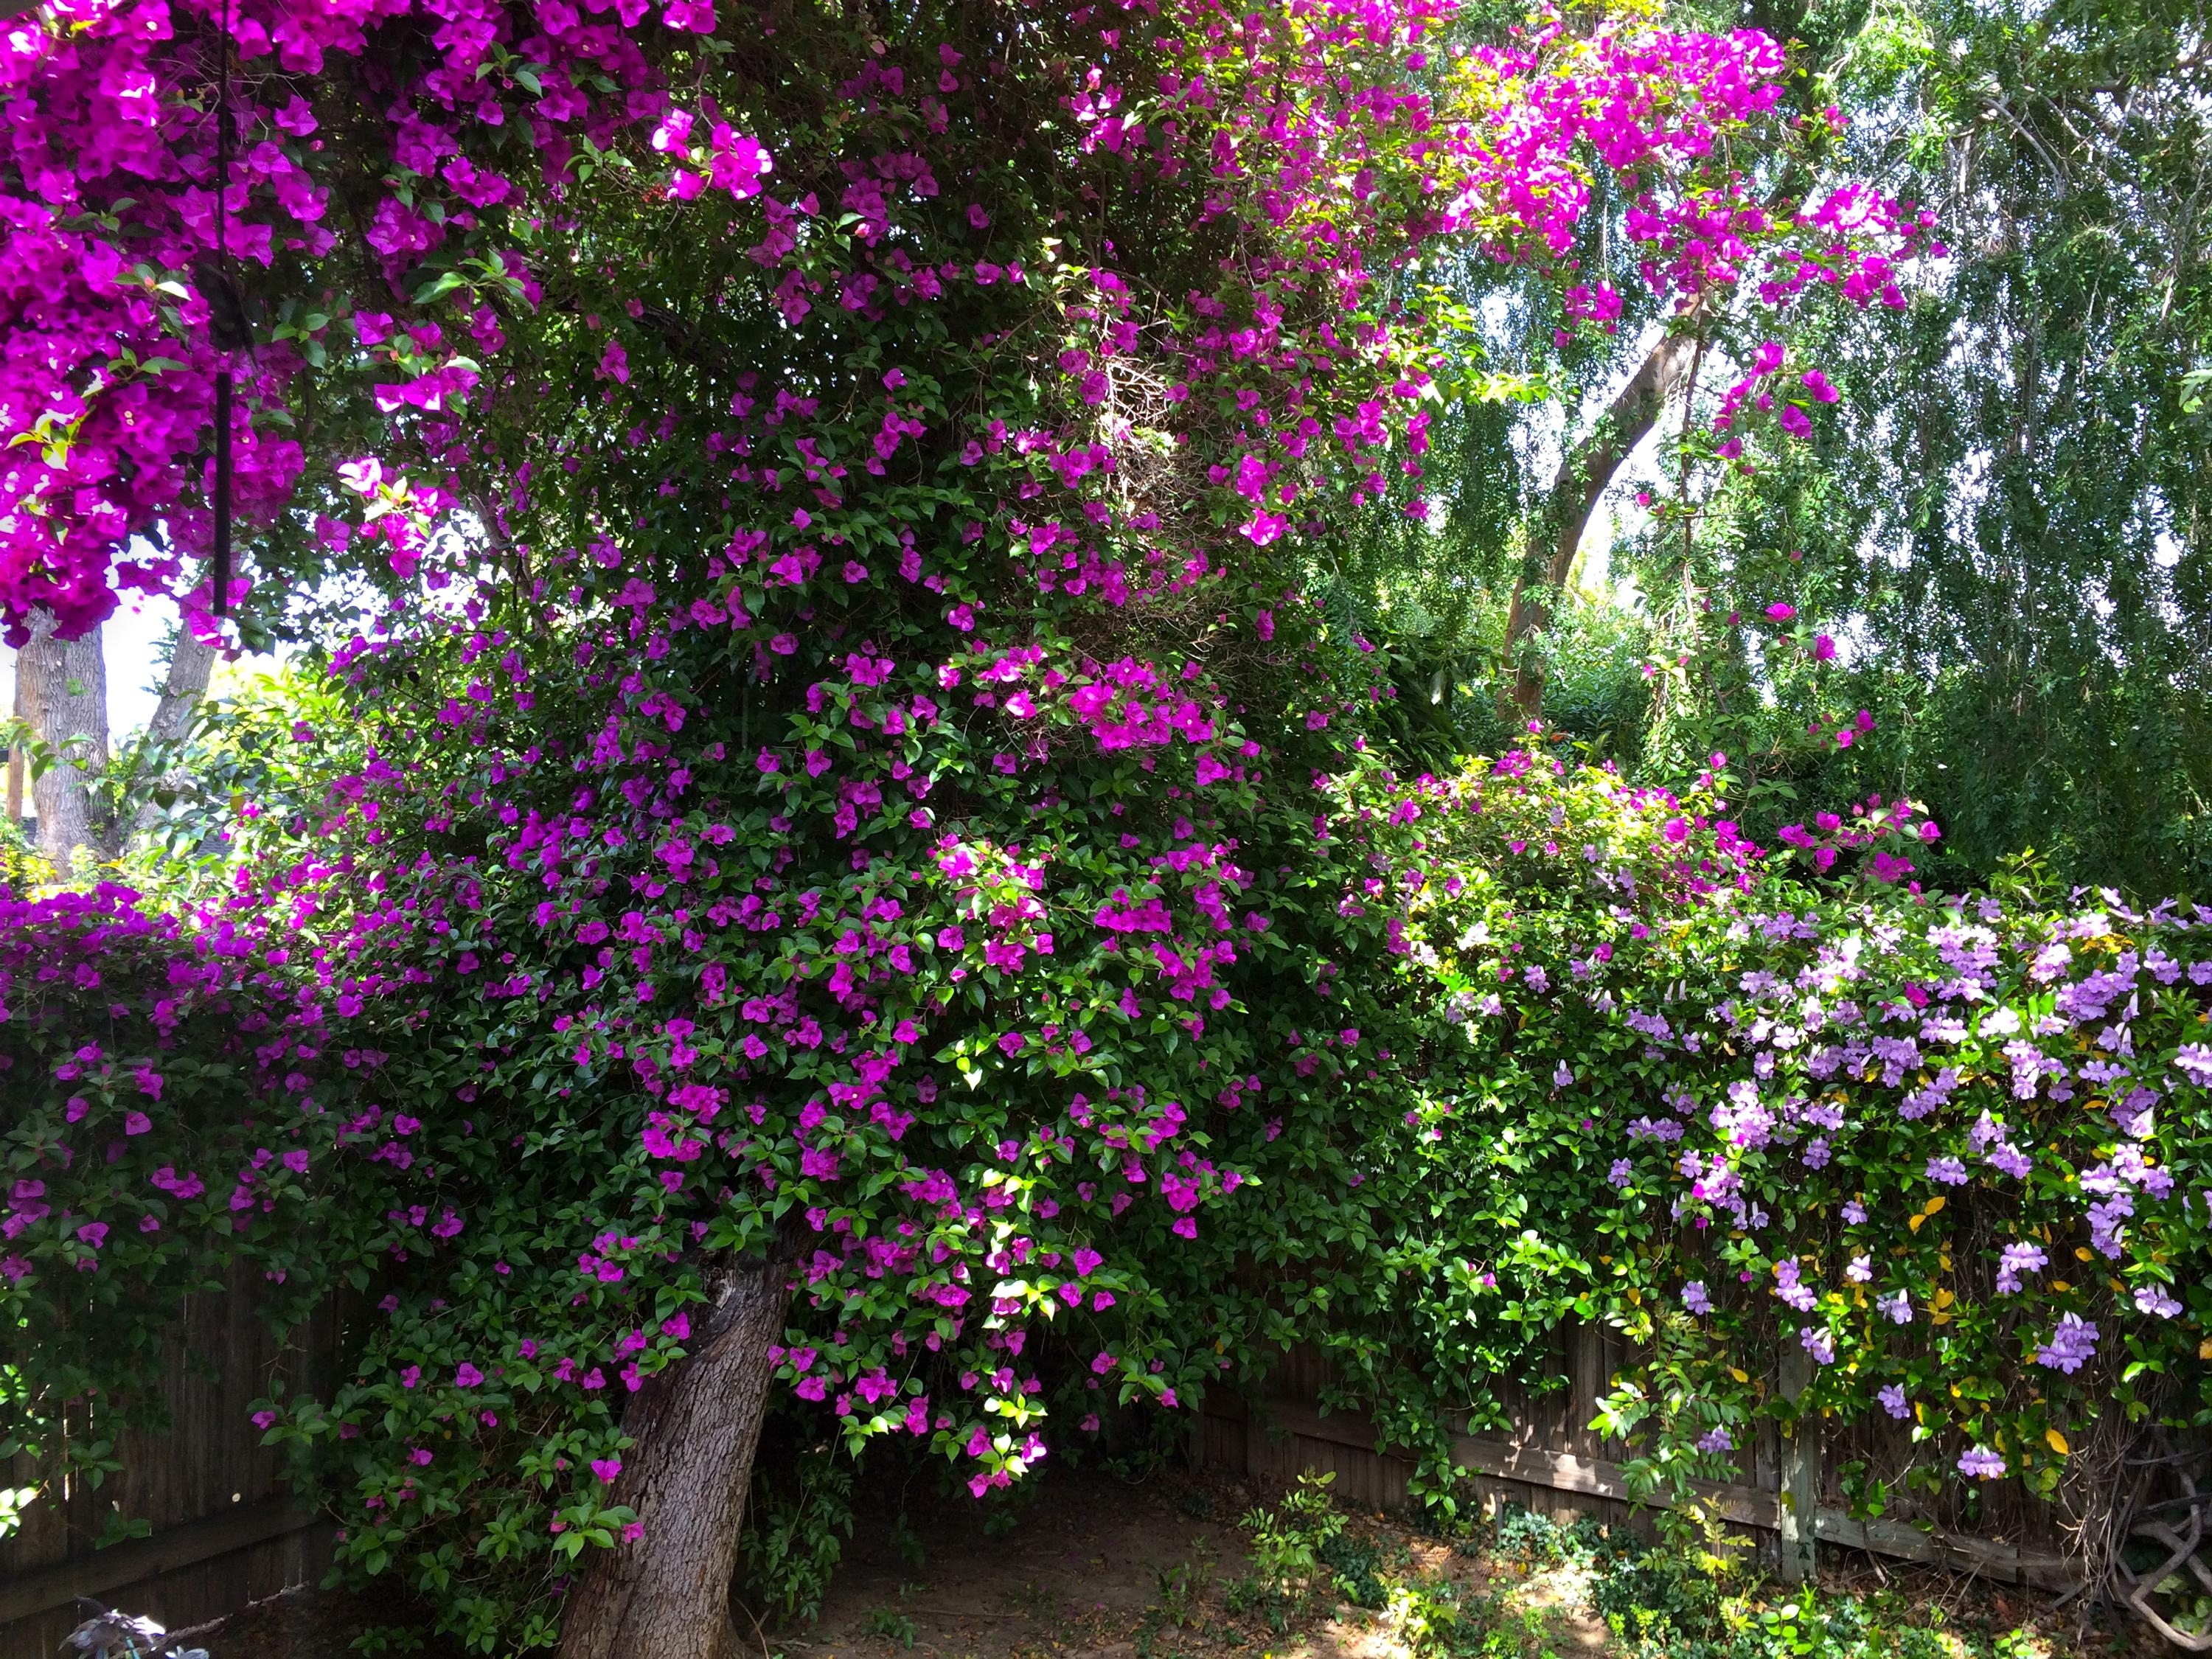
1489 1506 2086 1659
1155 1536 1216 1628
1228 1472 1348 1630
889 1512 926 1573
737 1449 855 1628
1385 1576 1566 1658
863 1606 917 1649
1319 1526 1392 1609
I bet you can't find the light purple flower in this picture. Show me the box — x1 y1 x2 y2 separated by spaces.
1800 1327 1835 1365
2088 1193 2133 1259
1607 1159 1633 1190
1773 1258 1818 1312
1877 1290 1912 1325
1924 1155 1969 1186
1683 1281 1712 1315
1994 1242 2046 1295
1878 1384 1910 1421
1958 1446 2006 1480
2133 1284 2182 1319
1984 1144 2031 1180
2035 1313 2098 1375
1697 1426 1734 1453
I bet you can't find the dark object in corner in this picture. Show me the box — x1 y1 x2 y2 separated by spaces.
61 1598 212 1659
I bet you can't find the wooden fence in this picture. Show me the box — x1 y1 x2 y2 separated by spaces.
1195 1329 2084 1590
0 1269 339 1659
4 1299 2096 1658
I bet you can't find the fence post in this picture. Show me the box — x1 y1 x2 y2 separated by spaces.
1776 1343 1818 1584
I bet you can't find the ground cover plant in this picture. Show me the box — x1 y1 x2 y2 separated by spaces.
0 0 2205 1653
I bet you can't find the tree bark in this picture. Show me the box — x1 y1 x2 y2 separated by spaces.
554 1239 796 1659
1502 327 1701 723
13 611 109 875
132 630 220 835
146 630 218 746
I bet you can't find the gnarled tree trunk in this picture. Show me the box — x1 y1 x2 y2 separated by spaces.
554 1239 796 1659
133 630 219 836
1502 327 1701 723
146 630 218 746
13 610 109 875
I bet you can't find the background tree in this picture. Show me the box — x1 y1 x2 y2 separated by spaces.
1342 0 2212 897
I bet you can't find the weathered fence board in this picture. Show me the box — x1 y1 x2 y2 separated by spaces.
1195 1329 2084 1591
0 1267 340 1658
4 1298 2098 1658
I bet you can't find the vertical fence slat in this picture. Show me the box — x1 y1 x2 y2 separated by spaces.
1194 1328 2077 1576
0 1265 337 1659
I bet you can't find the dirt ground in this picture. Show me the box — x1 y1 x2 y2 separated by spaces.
181 1466 1609 1659
178 1464 2157 1659
765 1467 1608 1659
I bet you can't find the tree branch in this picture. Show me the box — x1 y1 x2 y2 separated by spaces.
1503 324 1702 721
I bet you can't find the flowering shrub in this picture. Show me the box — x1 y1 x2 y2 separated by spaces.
1308 747 2211 1520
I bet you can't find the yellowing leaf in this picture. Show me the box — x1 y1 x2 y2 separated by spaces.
2075 1246 2093 1262
1933 1288 1955 1310
1908 1212 1925 1234
1729 1367 1748 1384
1922 1196 1947 1217
2045 1428 2070 1455
2199 1338 2212 1360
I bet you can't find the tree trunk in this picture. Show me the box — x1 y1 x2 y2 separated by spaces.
554 1240 796 1659
146 630 218 745
13 611 109 875
133 630 220 835
1503 327 1701 723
